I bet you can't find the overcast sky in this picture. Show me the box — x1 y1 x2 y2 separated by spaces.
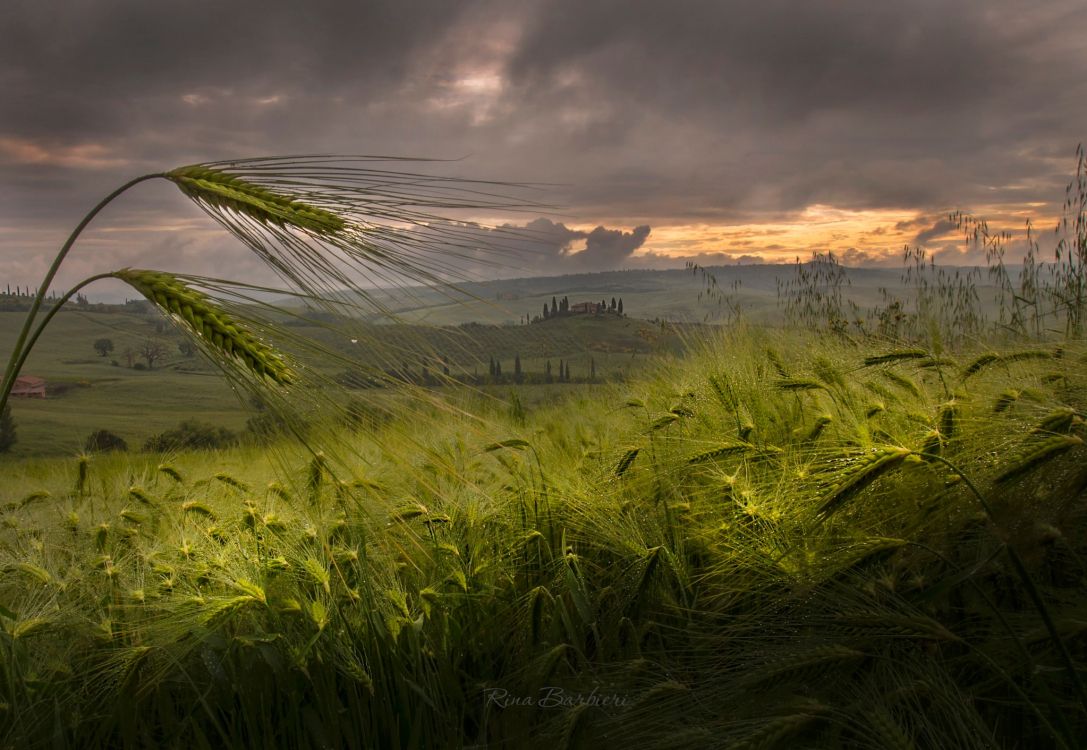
2 0 1085 296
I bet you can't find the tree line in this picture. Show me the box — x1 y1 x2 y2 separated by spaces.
339 355 605 388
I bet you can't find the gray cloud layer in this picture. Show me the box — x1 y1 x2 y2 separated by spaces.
508 218 651 271
1 0 1084 290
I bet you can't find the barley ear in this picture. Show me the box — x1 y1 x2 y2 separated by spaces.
863 349 929 367
995 436 1083 484
816 447 911 519
962 351 1001 378
687 442 753 464
937 400 958 440
112 269 294 385
615 447 640 477
165 165 345 236
775 378 826 392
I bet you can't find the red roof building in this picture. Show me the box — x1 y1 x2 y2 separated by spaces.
11 376 46 398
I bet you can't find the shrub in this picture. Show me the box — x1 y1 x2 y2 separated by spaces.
45 381 75 397
84 429 127 453
143 420 237 452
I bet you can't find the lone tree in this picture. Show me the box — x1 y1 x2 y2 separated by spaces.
514 354 523 384
93 337 114 357
138 339 168 370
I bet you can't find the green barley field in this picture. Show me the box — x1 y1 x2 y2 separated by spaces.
2 322 1086 748
2 156 1086 748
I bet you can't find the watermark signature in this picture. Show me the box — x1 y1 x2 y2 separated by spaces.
484 686 631 710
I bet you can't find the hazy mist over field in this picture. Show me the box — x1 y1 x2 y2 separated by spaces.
1 0 1085 299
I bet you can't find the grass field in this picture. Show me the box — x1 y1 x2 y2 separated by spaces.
0 310 247 458
0 321 1085 748
0 306 679 458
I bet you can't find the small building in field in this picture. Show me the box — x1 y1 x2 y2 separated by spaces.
569 302 599 315
11 376 46 398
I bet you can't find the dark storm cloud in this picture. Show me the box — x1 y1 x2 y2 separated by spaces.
0 0 462 141
913 219 958 246
437 217 652 276
580 224 651 267
1 0 1085 289
502 0 1086 216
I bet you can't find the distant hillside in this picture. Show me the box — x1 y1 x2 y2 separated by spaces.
305 263 1000 326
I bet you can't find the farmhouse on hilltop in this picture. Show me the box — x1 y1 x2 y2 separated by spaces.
537 295 624 323
11 376 46 398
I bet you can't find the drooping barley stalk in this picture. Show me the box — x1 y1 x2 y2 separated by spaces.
862 349 929 367
1 156 536 419
815 447 911 519
165 166 346 236
113 269 295 385
994 435 1083 484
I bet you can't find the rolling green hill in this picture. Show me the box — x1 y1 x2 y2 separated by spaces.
0 262 1012 457
0 306 680 457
